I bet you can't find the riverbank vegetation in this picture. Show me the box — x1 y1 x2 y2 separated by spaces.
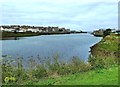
1 31 87 40
1 34 119 86
91 34 120 59
2 31 71 38
32 66 118 85
2 31 40 38
1 54 118 85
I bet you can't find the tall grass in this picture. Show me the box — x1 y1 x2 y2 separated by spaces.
88 54 118 69
1 54 118 85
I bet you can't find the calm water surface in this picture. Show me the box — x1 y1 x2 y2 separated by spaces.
1 34 102 61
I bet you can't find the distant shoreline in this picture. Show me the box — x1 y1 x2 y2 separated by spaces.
1 32 88 40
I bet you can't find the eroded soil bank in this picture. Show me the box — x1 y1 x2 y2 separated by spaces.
90 34 120 58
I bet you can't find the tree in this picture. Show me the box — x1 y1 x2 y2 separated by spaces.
103 29 112 38
14 28 20 34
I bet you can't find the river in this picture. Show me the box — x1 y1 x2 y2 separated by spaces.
1 34 102 62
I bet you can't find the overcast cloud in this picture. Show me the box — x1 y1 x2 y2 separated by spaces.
0 0 119 31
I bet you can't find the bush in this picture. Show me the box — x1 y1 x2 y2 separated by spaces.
33 64 48 79
88 55 118 69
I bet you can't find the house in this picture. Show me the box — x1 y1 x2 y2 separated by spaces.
1 25 71 33
27 28 34 32
0 26 4 31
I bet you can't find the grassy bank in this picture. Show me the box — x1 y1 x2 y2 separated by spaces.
91 34 120 58
34 66 118 85
2 55 118 85
2 32 40 38
1 31 87 39
1 31 71 38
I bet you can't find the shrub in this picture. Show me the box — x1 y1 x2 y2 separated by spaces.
69 56 91 73
33 64 48 79
88 55 118 69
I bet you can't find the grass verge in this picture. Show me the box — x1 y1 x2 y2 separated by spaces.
32 66 118 85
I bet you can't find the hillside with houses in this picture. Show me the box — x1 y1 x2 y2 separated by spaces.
92 28 120 37
0 25 71 33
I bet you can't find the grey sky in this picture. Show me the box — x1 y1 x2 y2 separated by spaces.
0 0 119 31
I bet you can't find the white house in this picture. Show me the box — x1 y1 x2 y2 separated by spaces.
0 26 15 32
0 26 4 31
27 28 34 32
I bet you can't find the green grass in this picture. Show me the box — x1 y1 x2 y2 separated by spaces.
33 66 118 85
98 34 119 51
99 42 118 51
